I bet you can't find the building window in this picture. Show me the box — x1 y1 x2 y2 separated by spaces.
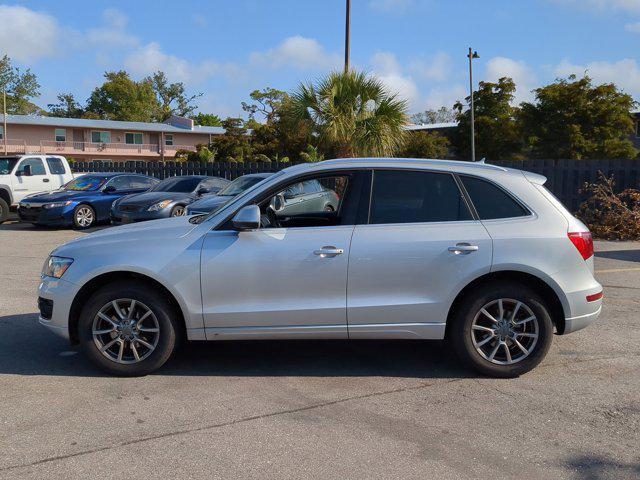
125 132 143 144
165 134 174 146
91 131 111 143
55 128 66 142
0 125 3 140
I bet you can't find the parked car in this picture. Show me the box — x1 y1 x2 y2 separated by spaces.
39 158 602 377
186 173 273 215
111 175 228 223
18 173 158 229
0 155 74 223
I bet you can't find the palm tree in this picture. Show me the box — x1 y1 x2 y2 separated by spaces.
287 71 408 158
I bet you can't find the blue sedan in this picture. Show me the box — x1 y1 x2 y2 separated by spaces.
18 173 159 229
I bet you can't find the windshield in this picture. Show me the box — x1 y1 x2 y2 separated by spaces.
151 177 201 193
218 176 268 196
64 175 107 191
0 157 19 175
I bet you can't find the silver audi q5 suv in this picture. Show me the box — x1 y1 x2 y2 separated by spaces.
38 159 602 377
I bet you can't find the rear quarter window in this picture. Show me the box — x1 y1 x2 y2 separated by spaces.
460 175 529 220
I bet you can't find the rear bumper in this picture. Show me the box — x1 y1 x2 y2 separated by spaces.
563 305 602 334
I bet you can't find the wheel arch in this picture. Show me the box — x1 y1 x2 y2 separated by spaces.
0 186 12 205
67 271 187 344
446 270 567 335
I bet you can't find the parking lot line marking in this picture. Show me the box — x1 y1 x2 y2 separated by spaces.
596 267 640 274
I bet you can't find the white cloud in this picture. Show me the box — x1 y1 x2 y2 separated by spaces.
484 56 537 104
370 52 421 109
554 58 640 97
102 8 128 29
410 52 452 82
422 85 467 110
625 21 640 33
369 0 415 13
550 0 640 13
0 5 59 62
250 36 341 71
84 9 138 51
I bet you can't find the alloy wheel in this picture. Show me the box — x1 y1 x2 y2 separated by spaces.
75 206 94 227
92 298 160 364
471 298 539 365
171 206 185 217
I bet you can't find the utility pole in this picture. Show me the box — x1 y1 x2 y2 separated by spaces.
467 47 479 162
344 0 351 73
3 88 7 155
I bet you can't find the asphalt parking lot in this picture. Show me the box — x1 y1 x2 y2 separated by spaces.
0 220 638 480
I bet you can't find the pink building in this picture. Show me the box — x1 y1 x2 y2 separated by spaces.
0 114 224 162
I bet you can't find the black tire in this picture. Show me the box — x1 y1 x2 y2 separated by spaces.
72 204 96 229
449 281 553 378
78 281 179 376
170 204 185 217
323 204 335 212
0 197 9 224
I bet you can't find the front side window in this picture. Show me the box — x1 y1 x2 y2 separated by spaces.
460 175 529 220
106 176 134 191
165 134 174 146
130 176 158 189
219 176 268 196
91 131 111 143
151 177 201 193
46 157 66 174
54 128 66 142
369 170 472 224
0 157 18 174
125 132 143 144
16 158 46 176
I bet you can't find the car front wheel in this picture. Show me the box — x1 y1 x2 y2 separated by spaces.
73 204 96 229
449 282 554 378
78 281 179 376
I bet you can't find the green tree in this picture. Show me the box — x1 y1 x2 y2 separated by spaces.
287 71 408 157
148 71 202 121
191 112 222 126
0 55 41 114
299 144 324 163
242 87 287 121
210 118 252 162
453 77 523 160
410 107 456 125
520 75 637 159
397 131 450 159
86 71 160 122
47 93 84 118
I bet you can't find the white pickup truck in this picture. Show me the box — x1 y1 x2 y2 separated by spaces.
0 155 74 223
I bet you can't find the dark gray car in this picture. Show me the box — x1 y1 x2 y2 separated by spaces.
270 179 340 217
186 173 273 215
111 175 229 223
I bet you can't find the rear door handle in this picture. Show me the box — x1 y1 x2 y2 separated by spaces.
314 246 344 258
448 243 479 255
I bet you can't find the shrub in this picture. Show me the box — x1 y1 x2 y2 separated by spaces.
578 173 640 240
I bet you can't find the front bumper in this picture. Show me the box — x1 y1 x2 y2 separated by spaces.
111 208 172 224
18 205 74 226
38 276 78 341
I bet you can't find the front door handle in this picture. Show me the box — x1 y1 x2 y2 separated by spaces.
314 246 344 258
43 178 50 183
448 243 479 255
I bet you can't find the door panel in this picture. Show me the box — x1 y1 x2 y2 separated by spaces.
347 221 492 339
200 226 354 339
12 158 50 202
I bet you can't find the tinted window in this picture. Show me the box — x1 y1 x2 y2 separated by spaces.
0 157 19 175
46 157 66 174
106 176 133 191
369 170 472 224
461 176 528 219
130 176 157 189
151 177 201 193
17 158 46 176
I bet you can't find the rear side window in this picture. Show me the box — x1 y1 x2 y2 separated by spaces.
46 157 66 174
460 175 529 219
369 170 472 224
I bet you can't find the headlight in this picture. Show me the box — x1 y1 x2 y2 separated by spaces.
42 256 74 279
43 201 73 209
147 200 172 211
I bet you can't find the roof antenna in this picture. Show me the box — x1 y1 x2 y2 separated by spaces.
477 157 486 164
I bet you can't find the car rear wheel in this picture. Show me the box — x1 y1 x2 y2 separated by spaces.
0 197 8 224
73 204 96 229
449 282 553 378
170 205 185 217
78 281 179 376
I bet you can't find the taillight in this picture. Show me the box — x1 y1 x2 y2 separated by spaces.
586 291 603 302
568 231 594 260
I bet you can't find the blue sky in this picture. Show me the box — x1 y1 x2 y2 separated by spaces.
2 0 640 118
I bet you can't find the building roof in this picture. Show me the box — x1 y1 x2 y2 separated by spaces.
0 114 225 135
404 122 458 131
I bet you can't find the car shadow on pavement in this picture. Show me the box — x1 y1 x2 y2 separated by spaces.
0 220 112 233
565 454 640 480
0 313 473 379
595 249 640 263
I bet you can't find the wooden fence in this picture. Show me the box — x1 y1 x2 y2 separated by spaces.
71 158 640 211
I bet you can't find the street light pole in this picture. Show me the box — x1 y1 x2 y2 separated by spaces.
2 88 7 155
344 0 351 73
467 47 479 162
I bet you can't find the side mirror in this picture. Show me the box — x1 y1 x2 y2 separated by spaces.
16 165 32 177
273 193 285 211
232 205 260 230
103 185 117 194
197 187 210 196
